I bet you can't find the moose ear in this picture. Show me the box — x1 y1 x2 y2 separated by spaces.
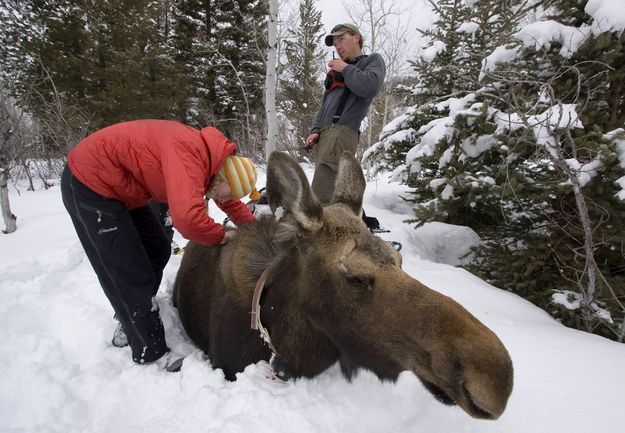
331 151 365 215
266 151 323 231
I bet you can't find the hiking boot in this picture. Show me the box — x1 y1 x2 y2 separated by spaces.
153 351 184 373
112 321 128 348
270 354 295 382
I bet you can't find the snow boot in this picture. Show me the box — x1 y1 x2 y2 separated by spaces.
152 351 185 373
112 321 128 348
362 210 402 251
171 240 185 255
270 354 295 382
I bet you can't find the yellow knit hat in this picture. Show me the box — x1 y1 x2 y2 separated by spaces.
218 155 261 201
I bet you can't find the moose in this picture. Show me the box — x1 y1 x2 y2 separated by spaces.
173 151 513 420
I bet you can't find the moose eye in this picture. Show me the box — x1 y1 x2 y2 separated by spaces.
346 275 374 291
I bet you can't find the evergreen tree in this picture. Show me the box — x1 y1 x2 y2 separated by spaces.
213 0 267 147
371 0 531 172
170 0 215 122
1 0 183 131
369 0 625 339
468 0 625 338
85 0 181 126
172 0 267 151
279 0 325 151
409 0 470 104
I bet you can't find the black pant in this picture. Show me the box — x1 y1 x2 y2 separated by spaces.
149 201 174 243
61 165 171 363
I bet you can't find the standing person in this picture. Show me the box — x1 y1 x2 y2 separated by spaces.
305 23 386 204
60 120 260 372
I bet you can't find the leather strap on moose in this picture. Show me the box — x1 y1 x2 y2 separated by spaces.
250 266 293 381
250 266 277 353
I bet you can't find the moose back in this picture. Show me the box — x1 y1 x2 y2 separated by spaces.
173 151 513 420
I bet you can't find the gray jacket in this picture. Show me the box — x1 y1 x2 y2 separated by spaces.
311 52 386 135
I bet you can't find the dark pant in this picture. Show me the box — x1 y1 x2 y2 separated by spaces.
61 165 171 363
149 201 174 243
311 125 359 205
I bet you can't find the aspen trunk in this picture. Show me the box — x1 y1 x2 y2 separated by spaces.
264 0 278 162
0 168 17 234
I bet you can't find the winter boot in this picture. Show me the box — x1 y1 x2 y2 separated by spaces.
153 351 185 373
270 354 295 382
112 321 128 348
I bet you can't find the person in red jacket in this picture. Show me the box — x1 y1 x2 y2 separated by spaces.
60 119 260 372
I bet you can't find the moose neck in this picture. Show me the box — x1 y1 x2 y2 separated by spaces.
256 254 339 379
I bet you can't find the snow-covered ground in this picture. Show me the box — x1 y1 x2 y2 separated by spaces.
1 164 624 433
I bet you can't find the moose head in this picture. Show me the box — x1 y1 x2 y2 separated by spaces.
174 151 513 420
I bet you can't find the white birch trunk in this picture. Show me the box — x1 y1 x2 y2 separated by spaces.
264 0 278 162
0 168 17 234
1 89 17 234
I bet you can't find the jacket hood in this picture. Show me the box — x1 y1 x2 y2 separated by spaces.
200 126 238 175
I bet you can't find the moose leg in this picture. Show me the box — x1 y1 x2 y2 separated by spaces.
209 298 272 380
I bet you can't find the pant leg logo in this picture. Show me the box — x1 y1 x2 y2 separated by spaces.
98 227 118 235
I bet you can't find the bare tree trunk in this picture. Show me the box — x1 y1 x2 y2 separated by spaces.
20 159 35 191
505 79 614 333
0 168 17 234
0 88 18 233
552 130 598 331
264 0 278 162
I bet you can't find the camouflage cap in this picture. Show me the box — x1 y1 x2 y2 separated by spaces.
324 23 360 46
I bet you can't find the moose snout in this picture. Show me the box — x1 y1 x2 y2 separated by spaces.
397 282 514 420
415 351 512 420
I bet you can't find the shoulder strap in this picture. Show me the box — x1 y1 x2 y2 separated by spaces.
332 88 351 124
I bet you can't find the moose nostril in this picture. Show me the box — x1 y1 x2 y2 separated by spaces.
462 383 497 420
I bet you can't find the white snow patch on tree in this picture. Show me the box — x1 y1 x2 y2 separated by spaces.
421 41 446 62
457 22 479 35
514 20 589 58
406 118 455 173
460 134 497 159
528 104 583 157
586 0 625 33
480 46 521 80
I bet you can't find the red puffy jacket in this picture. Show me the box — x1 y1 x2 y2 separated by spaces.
68 119 255 245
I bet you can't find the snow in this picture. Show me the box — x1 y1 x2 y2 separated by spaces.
406 117 454 173
528 103 583 156
383 128 416 150
457 22 479 35
586 0 625 33
421 40 446 62
481 0 625 78
606 128 625 199
564 157 603 187
2 165 625 433
480 46 520 81
380 111 414 137
552 291 613 324
460 134 496 159
514 20 589 58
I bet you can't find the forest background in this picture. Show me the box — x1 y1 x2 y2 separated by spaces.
1 0 624 342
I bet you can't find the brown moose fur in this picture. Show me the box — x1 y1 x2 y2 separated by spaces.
173 151 513 420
